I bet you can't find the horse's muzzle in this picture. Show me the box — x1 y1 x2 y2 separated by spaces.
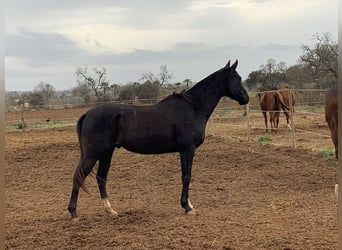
238 93 249 105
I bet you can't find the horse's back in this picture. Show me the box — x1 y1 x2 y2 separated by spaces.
258 91 280 110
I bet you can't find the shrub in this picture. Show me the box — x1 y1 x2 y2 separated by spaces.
15 122 26 129
318 148 335 160
257 134 272 144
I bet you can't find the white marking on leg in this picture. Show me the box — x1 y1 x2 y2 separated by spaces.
103 198 118 217
188 199 193 209
287 123 292 130
186 199 196 215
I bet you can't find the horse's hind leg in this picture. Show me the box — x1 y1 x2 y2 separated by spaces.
262 112 268 132
97 148 118 217
68 157 97 219
284 110 291 129
269 112 275 132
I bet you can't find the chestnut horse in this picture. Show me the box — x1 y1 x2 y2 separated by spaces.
258 90 290 132
67 60 249 219
278 86 296 129
325 84 338 160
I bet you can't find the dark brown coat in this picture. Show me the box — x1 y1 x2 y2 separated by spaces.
325 84 338 159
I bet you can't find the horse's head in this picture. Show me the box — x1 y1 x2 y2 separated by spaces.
221 60 249 105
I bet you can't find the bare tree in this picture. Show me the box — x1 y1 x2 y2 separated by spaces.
140 72 158 84
159 64 173 87
75 66 108 98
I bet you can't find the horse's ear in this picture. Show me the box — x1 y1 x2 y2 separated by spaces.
224 60 231 68
231 60 238 71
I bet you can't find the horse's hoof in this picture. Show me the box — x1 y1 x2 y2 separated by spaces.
70 217 80 223
105 208 118 217
185 208 196 215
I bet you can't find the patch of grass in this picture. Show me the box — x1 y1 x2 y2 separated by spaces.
14 122 26 129
318 148 335 160
6 119 76 132
257 134 273 144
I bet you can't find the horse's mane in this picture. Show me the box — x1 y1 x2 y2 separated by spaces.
158 89 192 104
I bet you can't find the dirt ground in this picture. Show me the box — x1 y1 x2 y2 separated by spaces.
5 106 337 249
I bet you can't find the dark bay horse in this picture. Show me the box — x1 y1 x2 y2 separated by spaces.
325 84 338 160
67 60 249 219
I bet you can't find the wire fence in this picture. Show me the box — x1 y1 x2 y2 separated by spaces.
5 89 332 150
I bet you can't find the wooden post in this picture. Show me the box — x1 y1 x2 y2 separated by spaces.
289 88 296 148
246 103 250 141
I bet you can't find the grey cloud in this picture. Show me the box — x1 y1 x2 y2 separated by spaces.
6 29 85 66
84 43 301 83
5 29 302 90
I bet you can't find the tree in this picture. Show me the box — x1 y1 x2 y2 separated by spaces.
29 91 44 106
300 32 337 88
285 64 314 89
118 83 136 102
245 59 288 91
75 66 108 99
182 79 193 89
140 64 173 98
260 59 287 89
159 64 173 87
72 82 89 97
109 84 120 100
99 81 111 101
34 81 55 104
244 70 266 91
72 82 91 103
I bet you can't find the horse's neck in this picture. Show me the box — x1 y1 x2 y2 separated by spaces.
186 78 223 120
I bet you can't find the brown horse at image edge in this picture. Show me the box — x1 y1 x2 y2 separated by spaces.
325 84 338 160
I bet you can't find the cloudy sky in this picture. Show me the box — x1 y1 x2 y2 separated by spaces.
5 0 337 91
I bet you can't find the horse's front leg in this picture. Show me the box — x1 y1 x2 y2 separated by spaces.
180 148 195 214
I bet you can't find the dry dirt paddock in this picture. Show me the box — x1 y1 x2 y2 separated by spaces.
5 106 337 249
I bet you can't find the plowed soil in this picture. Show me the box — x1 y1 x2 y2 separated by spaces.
5 107 337 249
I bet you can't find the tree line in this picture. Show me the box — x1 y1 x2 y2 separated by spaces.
6 33 337 107
245 33 337 91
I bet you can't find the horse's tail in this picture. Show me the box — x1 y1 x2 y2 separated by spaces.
74 113 92 196
77 113 86 161
275 91 290 111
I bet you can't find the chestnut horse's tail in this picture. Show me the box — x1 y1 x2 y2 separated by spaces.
74 113 92 196
275 91 290 111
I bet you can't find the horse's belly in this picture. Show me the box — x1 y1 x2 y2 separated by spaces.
119 128 177 154
122 137 177 154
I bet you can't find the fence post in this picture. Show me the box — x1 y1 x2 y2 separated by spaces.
246 103 250 141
